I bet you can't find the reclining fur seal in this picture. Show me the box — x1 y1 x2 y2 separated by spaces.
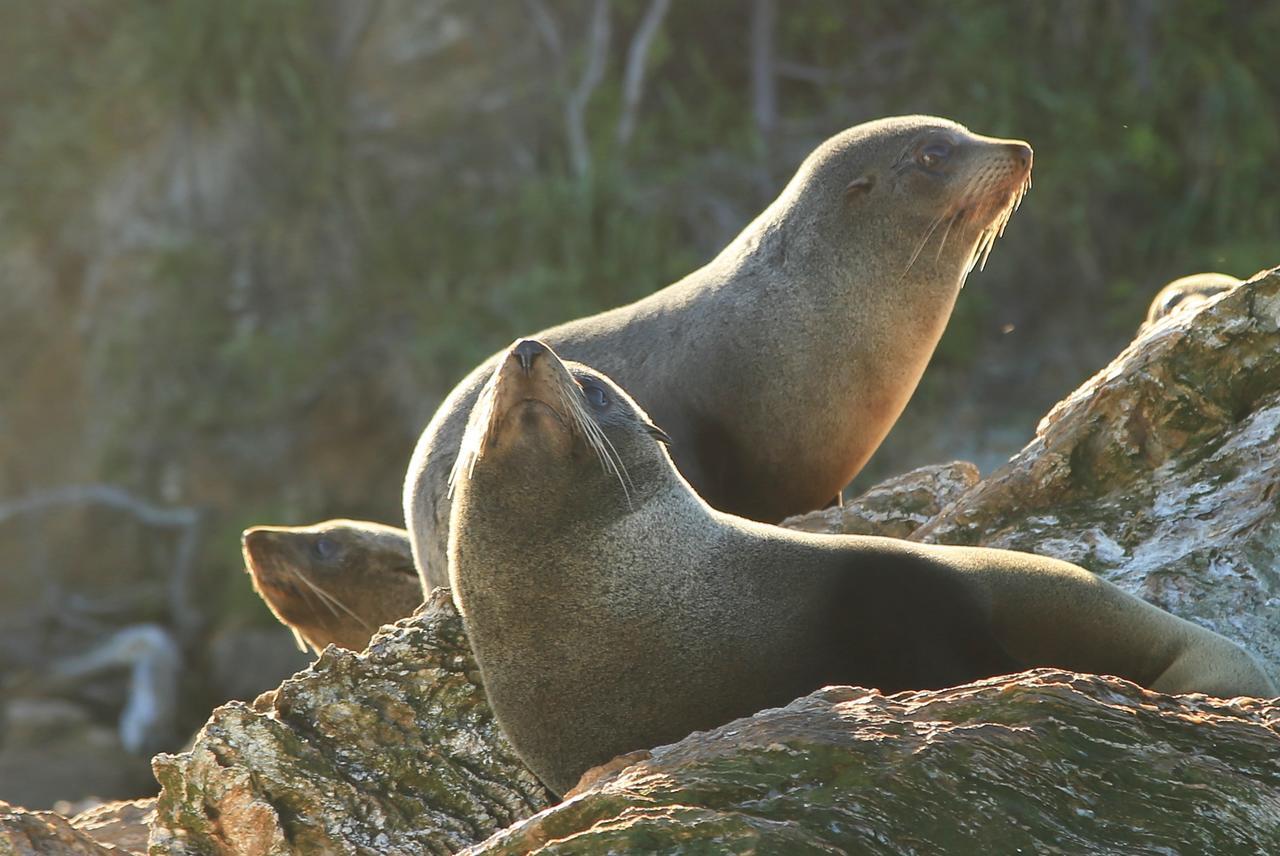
447 339 1277 794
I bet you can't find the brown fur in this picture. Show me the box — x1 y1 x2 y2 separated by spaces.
449 341 1277 795
408 115 1033 591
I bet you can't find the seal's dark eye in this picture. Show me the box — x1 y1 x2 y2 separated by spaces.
918 141 953 169
313 536 338 561
583 383 608 409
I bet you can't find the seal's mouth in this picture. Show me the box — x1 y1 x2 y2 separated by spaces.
504 396 570 431
955 141 1032 273
242 533 306 608
451 339 580 489
901 140 1032 283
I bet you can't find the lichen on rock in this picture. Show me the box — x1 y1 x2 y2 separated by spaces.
148 591 552 856
915 267 1280 683
465 671 1280 855
781 460 979 538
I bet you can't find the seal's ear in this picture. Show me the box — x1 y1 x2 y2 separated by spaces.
644 423 672 445
844 175 875 198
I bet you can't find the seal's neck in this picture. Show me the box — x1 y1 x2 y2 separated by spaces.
679 216 971 515
450 472 715 630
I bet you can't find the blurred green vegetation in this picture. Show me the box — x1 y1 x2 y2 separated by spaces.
1 0 1278 624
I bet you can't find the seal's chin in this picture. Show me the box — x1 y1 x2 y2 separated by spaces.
246 558 313 623
954 159 1031 274
485 397 575 458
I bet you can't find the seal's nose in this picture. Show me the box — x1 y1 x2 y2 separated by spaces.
1006 141 1033 170
512 339 548 374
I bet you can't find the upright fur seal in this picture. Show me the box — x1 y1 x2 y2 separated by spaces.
448 340 1277 795
1141 272 1240 331
407 115 1033 591
242 520 421 653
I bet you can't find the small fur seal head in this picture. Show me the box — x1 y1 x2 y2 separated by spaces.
450 338 674 524
768 115 1033 285
1142 272 1240 329
241 519 421 653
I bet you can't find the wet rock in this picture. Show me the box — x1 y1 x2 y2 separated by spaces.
915 267 1280 683
468 671 1280 855
148 591 552 856
782 461 980 537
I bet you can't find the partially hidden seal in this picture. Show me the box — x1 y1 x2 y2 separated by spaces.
447 339 1277 795
407 115 1033 591
1141 272 1240 331
242 520 421 654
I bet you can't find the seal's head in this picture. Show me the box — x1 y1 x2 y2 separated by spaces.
1142 272 1240 330
764 115 1032 287
450 338 674 525
241 519 422 653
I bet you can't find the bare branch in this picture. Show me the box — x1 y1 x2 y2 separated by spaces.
0 483 198 528
566 0 612 179
750 0 777 144
523 0 565 62
0 483 205 642
616 0 671 148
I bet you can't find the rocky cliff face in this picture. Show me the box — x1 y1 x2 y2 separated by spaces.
6 268 1279 854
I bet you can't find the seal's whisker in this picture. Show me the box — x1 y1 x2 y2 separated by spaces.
560 383 634 509
933 212 960 264
283 566 338 618
289 626 311 654
290 567 373 631
898 210 948 283
450 374 499 494
589 420 635 508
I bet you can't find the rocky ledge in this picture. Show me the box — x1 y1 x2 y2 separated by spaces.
471 671 1280 854
5 268 1278 854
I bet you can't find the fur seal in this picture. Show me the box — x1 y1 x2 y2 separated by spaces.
241 520 421 654
448 339 1277 795
1141 272 1240 330
407 115 1034 591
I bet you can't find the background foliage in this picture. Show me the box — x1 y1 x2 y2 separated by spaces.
0 0 1277 802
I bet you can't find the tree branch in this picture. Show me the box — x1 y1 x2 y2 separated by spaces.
0 484 204 642
0 484 198 528
616 0 671 148
566 0 612 179
523 0 565 62
750 0 777 145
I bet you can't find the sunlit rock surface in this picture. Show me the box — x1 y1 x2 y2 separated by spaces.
915 267 1280 683
148 591 551 856
67 799 152 855
0 801 118 856
781 461 979 537
467 671 1280 855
